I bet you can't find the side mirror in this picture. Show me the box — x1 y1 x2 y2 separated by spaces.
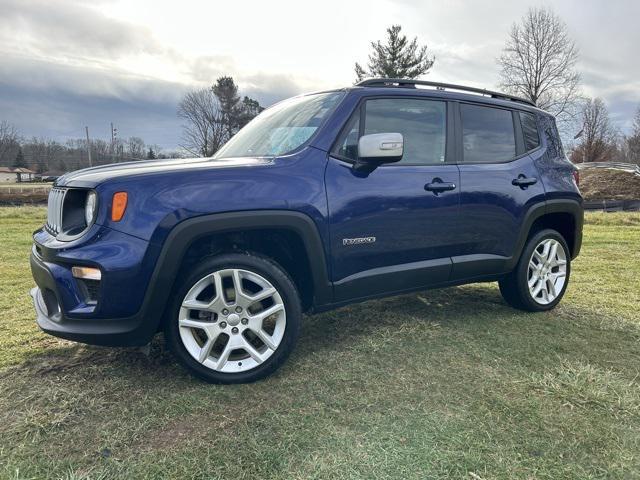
357 133 404 164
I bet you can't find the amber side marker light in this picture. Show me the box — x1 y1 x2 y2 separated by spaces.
72 266 102 281
111 192 128 222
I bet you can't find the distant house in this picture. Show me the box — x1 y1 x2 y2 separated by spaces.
0 168 12 182
0 167 37 182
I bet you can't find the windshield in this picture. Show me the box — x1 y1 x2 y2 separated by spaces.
213 91 344 158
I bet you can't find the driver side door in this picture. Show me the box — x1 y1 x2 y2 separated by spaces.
326 97 461 303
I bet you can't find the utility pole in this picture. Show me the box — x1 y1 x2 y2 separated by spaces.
85 126 93 167
111 123 119 161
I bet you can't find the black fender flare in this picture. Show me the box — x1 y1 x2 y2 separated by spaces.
510 198 584 269
142 210 333 329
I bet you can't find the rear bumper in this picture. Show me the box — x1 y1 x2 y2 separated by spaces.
30 247 157 347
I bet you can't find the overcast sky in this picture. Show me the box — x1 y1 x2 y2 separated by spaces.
1 0 638 150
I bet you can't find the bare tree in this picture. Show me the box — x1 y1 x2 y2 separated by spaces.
628 106 640 164
178 88 227 157
93 139 109 159
355 25 435 82
498 7 581 128
0 121 20 166
27 137 48 173
571 98 617 163
125 137 146 160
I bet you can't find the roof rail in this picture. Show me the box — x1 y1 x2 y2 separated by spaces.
356 78 536 107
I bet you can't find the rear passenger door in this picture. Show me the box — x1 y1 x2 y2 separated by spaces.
452 103 546 280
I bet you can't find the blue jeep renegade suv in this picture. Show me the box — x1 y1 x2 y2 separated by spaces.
30 78 583 383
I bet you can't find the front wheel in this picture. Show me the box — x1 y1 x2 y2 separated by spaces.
499 229 571 312
165 253 302 383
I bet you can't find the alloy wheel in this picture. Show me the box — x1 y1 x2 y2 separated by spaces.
527 238 567 305
178 268 286 373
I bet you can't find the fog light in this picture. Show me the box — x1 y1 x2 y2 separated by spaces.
72 266 102 281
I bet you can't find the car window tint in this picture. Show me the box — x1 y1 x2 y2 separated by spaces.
461 104 516 163
364 98 446 165
521 112 540 152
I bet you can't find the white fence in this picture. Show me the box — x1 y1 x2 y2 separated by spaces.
0 185 51 195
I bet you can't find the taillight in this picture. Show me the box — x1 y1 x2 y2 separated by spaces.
572 170 580 187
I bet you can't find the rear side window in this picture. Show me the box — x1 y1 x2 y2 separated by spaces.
461 104 516 163
540 114 565 159
520 112 540 152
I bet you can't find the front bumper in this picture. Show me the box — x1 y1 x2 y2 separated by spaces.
29 226 162 347
31 287 58 326
30 286 151 346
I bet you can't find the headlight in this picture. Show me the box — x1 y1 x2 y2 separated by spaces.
85 191 97 226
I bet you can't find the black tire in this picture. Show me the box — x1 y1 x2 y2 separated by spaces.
165 252 302 384
499 229 571 312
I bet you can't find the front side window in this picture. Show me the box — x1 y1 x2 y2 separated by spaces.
333 98 446 165
364 98 446 165
520 111 540 152
461 104 516 163
214 91 344 158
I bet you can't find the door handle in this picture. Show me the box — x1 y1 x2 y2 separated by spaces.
425 178 456 195
512 175 538 189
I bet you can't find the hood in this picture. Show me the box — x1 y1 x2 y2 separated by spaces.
56 156 273 188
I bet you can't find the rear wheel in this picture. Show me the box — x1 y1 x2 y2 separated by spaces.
165 253 301 383
499 229 571 312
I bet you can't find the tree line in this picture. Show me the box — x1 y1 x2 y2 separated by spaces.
0 120 176 174
570 99 640 164
2 7 639 175
0 76 265 174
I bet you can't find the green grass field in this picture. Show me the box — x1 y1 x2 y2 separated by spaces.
1 207 639 479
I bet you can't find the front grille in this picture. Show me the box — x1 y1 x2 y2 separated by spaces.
46 187 66 235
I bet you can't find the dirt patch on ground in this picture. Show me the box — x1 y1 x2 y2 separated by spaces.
142 411 244 452
579 169 640 200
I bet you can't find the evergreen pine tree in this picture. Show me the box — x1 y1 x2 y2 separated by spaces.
212 76 264 137
213 76 242 138
354 25 435 82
